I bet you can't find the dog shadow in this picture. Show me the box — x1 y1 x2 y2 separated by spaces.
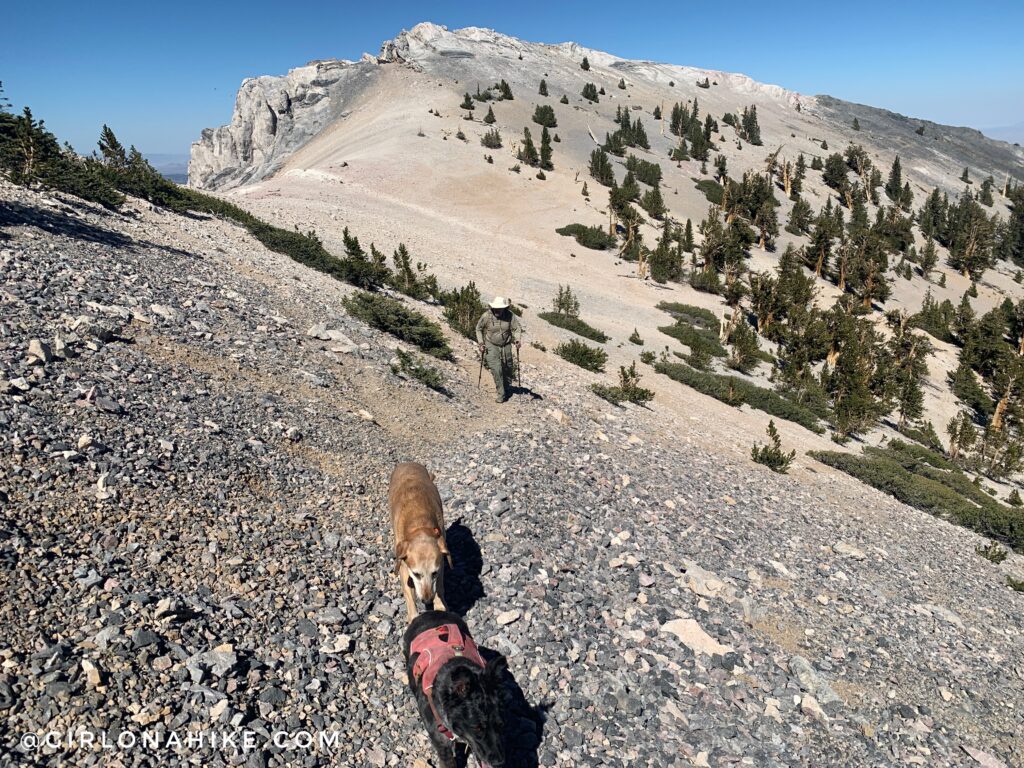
481 648 551 768
445 521 549 767
444 520 486 616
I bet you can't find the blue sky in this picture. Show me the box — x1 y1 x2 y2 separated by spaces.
3 0 1022 157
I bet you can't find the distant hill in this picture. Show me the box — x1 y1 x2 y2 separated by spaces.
983 122 1024 145
145 152 189 183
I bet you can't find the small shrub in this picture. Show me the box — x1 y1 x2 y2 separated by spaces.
555 223 616 250
655 360 823 433
510 164 521 173
539 312 609 342
555 339 607 372
976 541 1009 564
752 421 795 473
592 362 654 406
455 129 466 141
532 104 557 128
481 128 502 148
530 341 547 352
639 350 656 365
560 94 569 104
659 322 726 358
392 349 447 394
809 449 1024 551
1008 576 1024 592
342 291 452 360
689 269 722 294
439 282 486 340
629 329 644 345
537 170 546 180
1009 489 1023 507
551 285 580 317
695 178 724 205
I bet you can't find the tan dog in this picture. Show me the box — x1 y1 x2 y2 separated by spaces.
390 462 452 622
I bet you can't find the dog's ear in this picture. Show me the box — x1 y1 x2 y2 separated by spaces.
438 537 453 569
394 540 408 575
449 666 475 699
485 653 508 682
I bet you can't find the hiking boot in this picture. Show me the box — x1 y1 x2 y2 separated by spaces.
495 394 506 403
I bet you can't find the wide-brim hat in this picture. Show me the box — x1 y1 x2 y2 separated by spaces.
489 296 511 309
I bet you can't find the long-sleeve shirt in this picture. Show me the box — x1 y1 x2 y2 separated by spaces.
475 310 524 347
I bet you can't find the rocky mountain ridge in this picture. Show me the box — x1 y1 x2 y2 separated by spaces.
190 22 1023 192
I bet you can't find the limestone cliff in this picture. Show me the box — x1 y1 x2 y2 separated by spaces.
189 59 379 190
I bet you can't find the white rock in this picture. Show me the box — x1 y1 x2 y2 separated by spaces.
832 542 866 560
496 609 521 626
660 618 732 656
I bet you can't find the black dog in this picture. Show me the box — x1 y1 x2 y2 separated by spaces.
403 610 506 768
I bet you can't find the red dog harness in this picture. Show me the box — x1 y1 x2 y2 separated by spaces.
410 623 486 741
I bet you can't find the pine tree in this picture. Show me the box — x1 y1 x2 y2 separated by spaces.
852 117 861 131
518 127 539 166
618 78 627 90
588 148 615 186
483 105 496 124
640 184 666 219
920 237 938 277
553 285 581 316
714 154 727 181
649 221 681 282
961 166 970 184
653 105 662 120
786 197 813 235
460 93 475 115
667 134 687 162
980 177 994 207
946 411 977 462
727 316 762 373
580 56 590 71
581 181 590 198
559 94 569 104
539 79 548 96
98 124 127 168
582 83 599 102
751 421 795 472
885 155 903 201
532 104 557 128
539 126 553 170
480 128 502 149
681 219 695 252
740 105 762 145
753 199 779 251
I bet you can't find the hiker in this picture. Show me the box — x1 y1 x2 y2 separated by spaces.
475 296 523 403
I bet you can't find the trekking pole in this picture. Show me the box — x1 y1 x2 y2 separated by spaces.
516 342 522 389
477 345 485 388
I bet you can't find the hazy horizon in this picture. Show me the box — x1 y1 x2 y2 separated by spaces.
4 1 1023 156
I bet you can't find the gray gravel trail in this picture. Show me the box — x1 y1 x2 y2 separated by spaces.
1 184 1021 767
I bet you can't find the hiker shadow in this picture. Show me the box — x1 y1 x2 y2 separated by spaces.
510 385 543 401
444 520 485 616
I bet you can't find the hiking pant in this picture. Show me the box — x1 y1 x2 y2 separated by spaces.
484 342 514 401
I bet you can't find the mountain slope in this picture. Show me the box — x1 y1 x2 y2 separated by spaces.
3 180 1022 766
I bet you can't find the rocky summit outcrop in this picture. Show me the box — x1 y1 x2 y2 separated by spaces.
188 58 380 190
190 22 1022 193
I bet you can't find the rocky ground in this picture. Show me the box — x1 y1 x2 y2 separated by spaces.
1 182 1022 767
